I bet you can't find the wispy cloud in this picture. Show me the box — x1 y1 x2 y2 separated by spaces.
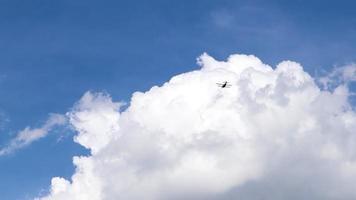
0 111 10 130
318 63 356 90
0 114 67 156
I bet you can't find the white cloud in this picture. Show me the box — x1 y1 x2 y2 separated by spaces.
68 92 123 155
318 63 356 90
37 53 356 200
0 113 66 156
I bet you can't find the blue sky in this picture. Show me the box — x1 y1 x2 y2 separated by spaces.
0 0 356 199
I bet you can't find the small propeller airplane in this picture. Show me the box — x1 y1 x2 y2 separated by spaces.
216 81 231 88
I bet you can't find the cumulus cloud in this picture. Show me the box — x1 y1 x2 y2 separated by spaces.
0 114 66 155
37 53 356 200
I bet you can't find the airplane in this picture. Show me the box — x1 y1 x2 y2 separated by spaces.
216 81 231 88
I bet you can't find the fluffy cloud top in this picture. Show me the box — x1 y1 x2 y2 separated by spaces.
38 53 356 200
